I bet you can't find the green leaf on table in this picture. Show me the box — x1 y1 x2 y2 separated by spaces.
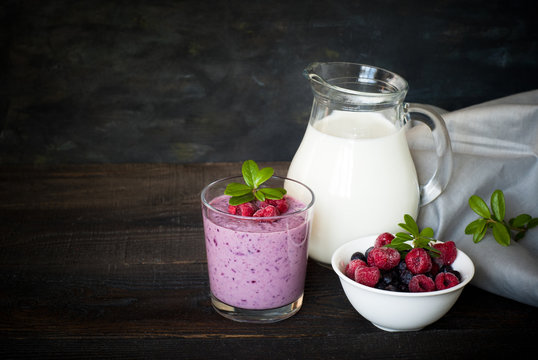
472 225 487 243
465 218 487 235
490 189 505 221
469 195 491 219
515 231 526 241
510 214 532 228
466 189 536 247
492 222 511 246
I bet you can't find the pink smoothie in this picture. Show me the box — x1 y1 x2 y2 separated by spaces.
202 195 310 310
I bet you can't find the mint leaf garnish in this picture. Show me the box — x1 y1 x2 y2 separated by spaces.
258 187 286 200
224 160 286 206
386 214 440 257
465 189 537 246
255 167 273 188
224 183 253 197
241 160 258 188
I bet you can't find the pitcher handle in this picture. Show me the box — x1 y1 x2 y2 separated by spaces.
406 103 453 206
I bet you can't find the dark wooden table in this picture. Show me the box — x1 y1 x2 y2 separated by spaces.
1 162 537 359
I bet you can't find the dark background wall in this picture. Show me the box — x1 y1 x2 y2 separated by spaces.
1 0 537 165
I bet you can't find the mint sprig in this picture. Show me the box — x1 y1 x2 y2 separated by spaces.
385 214 440 257
465 189 537 246
224 160 286 206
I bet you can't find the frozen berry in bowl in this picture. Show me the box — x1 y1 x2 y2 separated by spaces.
367 247 401 270
374 232 395 248
435 272 460 290
344 259 367 279
433 241 458 266
354 266 380 287
409 274 436 292
331 232 475 332
405 248 432 274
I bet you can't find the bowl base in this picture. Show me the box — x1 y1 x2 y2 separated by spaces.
372 322 424 332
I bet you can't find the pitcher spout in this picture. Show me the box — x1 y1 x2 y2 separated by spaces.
303 62 409 110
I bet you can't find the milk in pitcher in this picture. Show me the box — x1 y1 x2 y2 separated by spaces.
287 111 419 264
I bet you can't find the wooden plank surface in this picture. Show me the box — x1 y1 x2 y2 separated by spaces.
1 162 537 359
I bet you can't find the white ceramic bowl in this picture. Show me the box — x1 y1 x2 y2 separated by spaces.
331 235 475 332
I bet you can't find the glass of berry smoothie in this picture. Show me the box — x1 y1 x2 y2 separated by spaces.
201 162 315 323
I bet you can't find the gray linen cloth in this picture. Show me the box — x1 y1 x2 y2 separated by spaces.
408 89 538 307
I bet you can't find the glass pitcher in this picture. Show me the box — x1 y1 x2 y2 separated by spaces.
287 62 452 266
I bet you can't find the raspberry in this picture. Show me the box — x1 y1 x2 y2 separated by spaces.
435 272 459 290
354 266 380 287
235 202 257 217
450 270 462 282
259 198 289 214
405 248 432 274
430 260 440 277
433 241 458 266
253 204 280 218
409 274 436 292
367 247 400 270
344 259 367 279
374 232 395 248
270 198 289 214
228 205 237 215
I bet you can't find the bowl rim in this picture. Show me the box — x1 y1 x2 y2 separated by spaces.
331 235 475 297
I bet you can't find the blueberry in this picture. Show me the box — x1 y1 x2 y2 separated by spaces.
364 246 374 260
399 269 413 285
380 270 394 285
384 284 399 292
351 251 366 262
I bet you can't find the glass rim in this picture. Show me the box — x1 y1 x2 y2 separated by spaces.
304 61 409 100
201 175 315 220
